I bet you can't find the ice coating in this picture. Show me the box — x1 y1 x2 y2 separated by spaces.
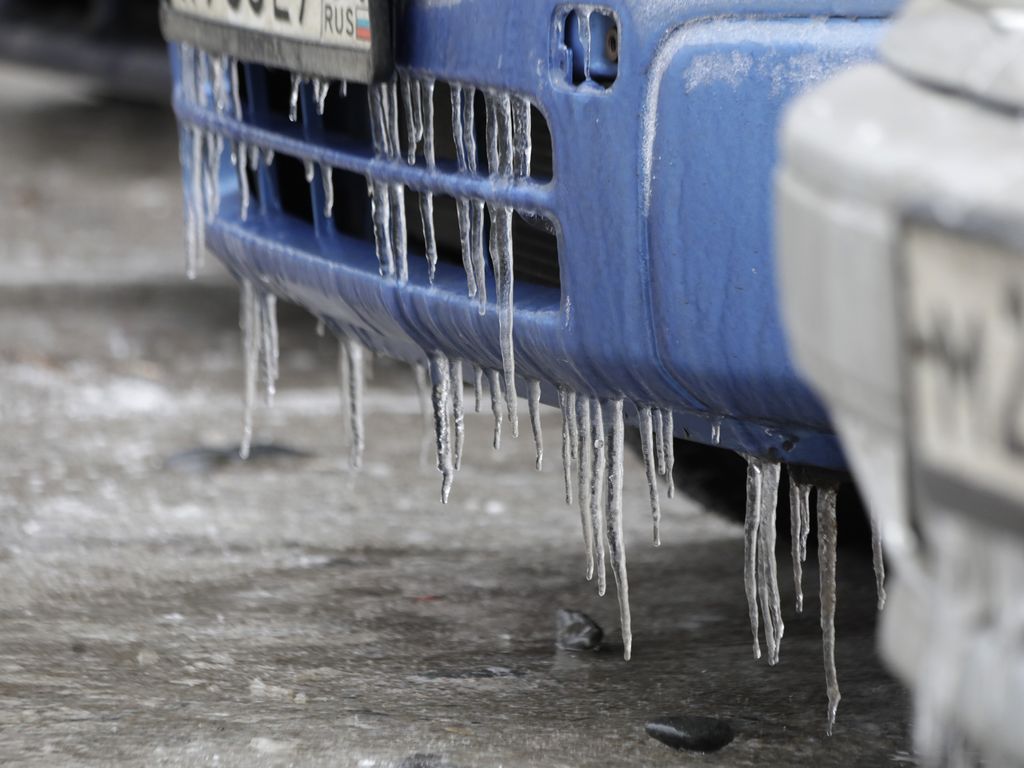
604 399 632 661
575 396 594 579
528 380 543 471
579 8 593 81
450 359 465 472
789 475 813 613
870 512 886 611
817 485 841 735
589 397 607 596
638 406 661 547
428 351 454 504
511 95 533 178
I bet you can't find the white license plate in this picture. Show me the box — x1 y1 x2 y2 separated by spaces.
162 0 391 83
169 0 372 50
903 223 1024 516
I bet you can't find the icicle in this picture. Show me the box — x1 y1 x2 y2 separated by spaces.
339 80 348 97
511 95 532 178
419 78 438 281
451 84 466 171
566 390 579 465
368 180 395 277
653 409 666 476
401 74 419 164
249 144 260 172
756 461 784 666
529 380 543 471
463 85 479 172
473 364 484 413
428 352 454 503
230 57 244 120
575 396 594 579
340 338 365 469
471 200 488 313
211 55 227 114
421 79 435 167
289 73 303 122
239 279 261 460
488 369 503 450
316 318 326 337
789 475 813 613
590 398 607 596
419 193 438 282
385 81 408 284
456 198 477 298
664 410 675 499
817 485 841 735
264 148 275 167
237 141 251 221
558 387 574 505
197 49 211 108
743 458 763 661
638 406 661 547
711 418 722 446
203 132 221 220
870 512 886 611
604 399 632 661
322 165 335 218
186 126 205 280
488 202 518 435
313 78 330 116
260 292 279 406
579 9 593 81
450 359 465 472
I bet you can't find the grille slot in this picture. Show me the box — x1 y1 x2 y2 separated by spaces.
194 58 561 294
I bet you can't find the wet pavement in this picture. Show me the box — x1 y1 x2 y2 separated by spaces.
0 65 913 766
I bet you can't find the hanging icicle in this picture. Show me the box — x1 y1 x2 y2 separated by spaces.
817 485 841 735
604 399 632 661
428 351 454 504
789 474 813 613
638 405 661 547
575 395 594 579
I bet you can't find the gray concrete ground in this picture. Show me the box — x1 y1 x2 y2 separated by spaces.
0 65 913 766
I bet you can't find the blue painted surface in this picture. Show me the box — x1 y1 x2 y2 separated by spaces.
170 0 897 470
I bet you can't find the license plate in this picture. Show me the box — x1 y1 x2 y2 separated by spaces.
161 0 392 84
902 222 1024 529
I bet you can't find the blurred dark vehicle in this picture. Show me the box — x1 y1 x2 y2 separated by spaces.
0 0 168 101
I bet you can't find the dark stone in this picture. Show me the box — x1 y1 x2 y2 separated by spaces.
397 754 458 768
645 716 734 753
70 640 86 654
164 444 311 473
555 609 603 652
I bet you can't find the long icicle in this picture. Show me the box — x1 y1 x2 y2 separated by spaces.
239 279 261 460
575 396 594 580
473 364 484 413
653 409 666 476
638 405 661 547
817 485 841 735
664 411 675 499
590 398 607 596
605 399 631 661
419 78 438 281
488 369 503 450
870 511 886 611
260 292 279 406
758 460 784 665
743 456 763 660
429 351 454 503
450 359 465 472
345 339 365 469
528 380 543 470
558 386 574 505
790 474 813 613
